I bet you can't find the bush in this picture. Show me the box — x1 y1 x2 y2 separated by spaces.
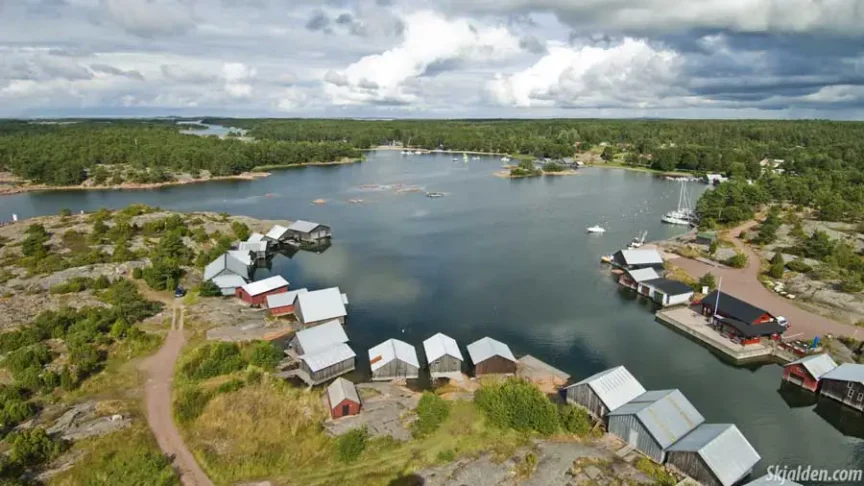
244 341 283 371
6 428 67 468
132 267 143 279
840 275 864 294
412 392 450 438
216 378 246 394
231 221 251 241
725 253 748 268
436 449 455 463
336 427 368 463
697 272 717 291
558 405 592 436
197 280 222 297
4 344 53 378
474 378 559 436
786 259 812 274
635 457 677 486
175 387 212 423
180 343 246 380
769 253 785 279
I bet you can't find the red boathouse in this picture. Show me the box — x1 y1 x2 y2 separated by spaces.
236 275 289 307
783 354 839 392
327 377 361 419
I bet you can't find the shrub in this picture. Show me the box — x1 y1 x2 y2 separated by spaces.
558 405 592 436
336 427 368 463
231 221 251 241
4 344 53 378
59 208 72 217
697 272 717 291
635 457 677 486
132 267 143 279
725 253 748 268
436 449 456 463
786 258 812 274
244 341 283 371
216 379 246 394
840 275 864 294
180 343 246 381
6 428 67 468
474 378 559 436
175 387 212 424
412 392 450 438
769 253 785 279
197 280 222 297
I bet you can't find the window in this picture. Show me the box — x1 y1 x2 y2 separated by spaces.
858 393 863 402
849 388 855 399
848 382 855 390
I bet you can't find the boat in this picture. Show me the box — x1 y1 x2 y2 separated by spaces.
463 153 468 162
586 225 606 234
600 255 614 264
452 157 459 161
414 151 423 155
628 231 647 249
501 156 511 162
662 181 697 225
426 192 444 198
472 156 480 160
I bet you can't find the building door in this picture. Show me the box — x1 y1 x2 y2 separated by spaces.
628 429 639 447
342 404 350 416
788 373 804 386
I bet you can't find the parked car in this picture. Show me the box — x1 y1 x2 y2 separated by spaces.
174 287 187 298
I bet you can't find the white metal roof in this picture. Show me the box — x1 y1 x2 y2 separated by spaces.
238 241 268 253
621 249 664 266
240 275 289 296
246 232 266 243
266 288 308 309
608 389 704 448
288 220 322 233
785 353 839 380
301 343 355 372
745 474 802 486
228 250 253 266
368 339 419 371
466 337 516 364
294 320 349 355
211 274 246 290
627 268 661 283
668 424 760 486
423 333 463 362
265 225 290 240
821 363 864 383
567 366 646 412
327 377 360 407
296 287 347 324
203 253 250 281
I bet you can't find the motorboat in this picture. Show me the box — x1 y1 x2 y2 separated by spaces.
426 192 444 198
586 225 606 234
501 156 511 162
600 255 614 264
628 231 647 248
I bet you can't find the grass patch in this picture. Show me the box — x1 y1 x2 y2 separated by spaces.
634 457 677 486
182 290 200 306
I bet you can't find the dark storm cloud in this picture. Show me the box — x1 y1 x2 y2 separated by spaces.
305 11 332 32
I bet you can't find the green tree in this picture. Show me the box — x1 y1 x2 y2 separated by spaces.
769 253 785 279
231 221 251 241
698 272 717 291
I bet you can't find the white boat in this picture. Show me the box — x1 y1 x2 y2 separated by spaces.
586 225 606 234
463 153 468 162
662 181 697 225
452 157 459 161
426 192 444 198
661 214 692 226
401 151 409 155
414 151 423 155
628 231 647 248
472 156 480 160
501 156 511 162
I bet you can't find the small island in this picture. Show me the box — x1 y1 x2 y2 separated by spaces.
497 159 579 179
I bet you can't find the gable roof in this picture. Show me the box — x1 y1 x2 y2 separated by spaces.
467 337 516 364
246 232 266 243
211 274 246 290
301 343 355 372
719 317 784 338
228 250 253 266
296 287 348 324
627 268 660 283
368 339 419 371
289 220 324 233
668 424 760 486
615 249 664 266
328 377 360 407
608 389 704 448
265 225 290 240
203 253 250 281
821 363 864 384
240 275 289 296
266 288 308 309
702 290 773 324
238 241 268 253
566 366 646 412
643 278 694 296
785 353 838 380
294 320 349 355
423 333 463 362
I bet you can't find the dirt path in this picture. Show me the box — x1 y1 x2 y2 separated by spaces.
672 220 859 339
142 305 213 486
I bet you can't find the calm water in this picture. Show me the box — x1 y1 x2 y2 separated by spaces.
4 150 862 481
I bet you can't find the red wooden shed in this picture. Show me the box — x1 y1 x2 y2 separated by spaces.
327 377 361 419
236 276 289 307
783 353 839 392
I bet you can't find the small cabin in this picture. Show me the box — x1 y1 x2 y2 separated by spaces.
210 274 247 297
639 278 694 307
289 320 348 356
607 389 704 463
246 232 267 244
783 354 838 392
563 366 646 419
666 424 760 486
298 343 356 386
295 287 348 327
264 224 291 243
612 249 664 271
819 363 864 412
266 288 308 317
327 377 361 419
369 339 420 381
287 220 332 242
422 333 463 379
227 250 253 267
618 268 660 291
467 337 517 376
236 275 289 306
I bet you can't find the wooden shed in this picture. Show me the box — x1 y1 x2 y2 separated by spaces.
289 320 348 356
639 278 695 307
266 288 307 317
563 366 646 419
422 333 463 379
298 343 356 386
295 287 348 327
467 337 517 376
369 339 420 381
783 353 838 393
607 389 704 463
327 377 361 419
236 275 289 307
666 424 760 486
287 220 332 242
819 363 864 412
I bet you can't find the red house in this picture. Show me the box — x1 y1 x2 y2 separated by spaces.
783 354 839 392
236 275 289 307
700 290 775 325
327 377 361 419
265 288 307 317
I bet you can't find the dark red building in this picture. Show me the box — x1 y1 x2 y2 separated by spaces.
265 288 307 317
783 354 839 392
236 275 289 307
327 377 361 419
700 290 785 345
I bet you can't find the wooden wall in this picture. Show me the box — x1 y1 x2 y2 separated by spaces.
666 451 724 486
821 379 864 412
303 358 355 385
608 414 664 463
565 384 609 419
474 355 517 375
372 359 419 381
429 355 462 374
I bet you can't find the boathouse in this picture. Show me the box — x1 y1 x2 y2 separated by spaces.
618 268 660 291
246 232 266 244
369 339 420 381
612 249 664 271
639 279 695 307
228 250 254 267
266 288 308 317
745 475 802 486
203 252 251 282
295 287 348 327
210 274 247 297
238 241 269 259
236 275 289 306
264 224 291 243
607 389 705 463
666 424 761 486
327 377 361 419
563 366 646 419
783 354 838 392
298 343 356 385
422 333 463 379
289 320 349 356
467 337 517 376
716 317 784 345
818 363 864 412
700 290 778 327
287 220 331 242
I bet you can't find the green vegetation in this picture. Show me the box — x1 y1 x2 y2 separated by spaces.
753 208 783 245
474 378 559 436
725 252 749 268
635 457 677 486
336 427 368 463
557 405 592 436
510 159 542 177
769 252 786 279
49 275 113 294
542 161 565 172
411 392 450 438
781 229 864 293
697 272 717 291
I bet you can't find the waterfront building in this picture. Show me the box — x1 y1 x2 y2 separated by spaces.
264 224 291 243
612 249 665 271
369 339 420 381
298 343 356 385
287 220 332 242
203 252 251 282
618 268 660 291
638 279 695 307
782 354 838 392
236 275 289 306
819 363 864 412
327 377 361 419
238 241 269 259
289 320 348 356
700 290 785 345
665 424 760 486
467 337 517 375
422 333 463 379
295 287 348 327
266 288 308 317
210 274 247 297
562 366 646 419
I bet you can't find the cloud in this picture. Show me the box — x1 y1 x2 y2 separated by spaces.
100 0 196 37
305 11 331 32
90 63 145 81
160 64 218 84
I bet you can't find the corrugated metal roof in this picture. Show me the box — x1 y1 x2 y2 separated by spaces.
368 339 419 371
608 389 704 448
289 220 323 233
821 363 864 383
203 253 250 281
301 343 355 372
265 225 290 240
266 288 308 309
238 241 268 253
567 366 646 412
247 232 266 243
423 333 463 362
642 278 694 296
668 424 760 486
745 474 802 486
294 320 348 355
466 337 516 364
228 250 253 266
328 377 360 407
627 268 660 283
621 249 664 266
785 353 838 380
211 274 246 290
296 287 347 324
240 275 289 296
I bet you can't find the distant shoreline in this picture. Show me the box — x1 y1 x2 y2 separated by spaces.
0 172 272 196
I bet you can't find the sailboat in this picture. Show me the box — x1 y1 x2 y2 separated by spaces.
628 231 647 249
462 152 469 163
661 181 697 226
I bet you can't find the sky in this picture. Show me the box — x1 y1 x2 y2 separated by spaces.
2 0 864 119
